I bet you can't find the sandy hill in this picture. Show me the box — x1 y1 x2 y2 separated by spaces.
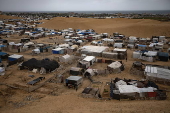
0 14 23 19
39 17 170 38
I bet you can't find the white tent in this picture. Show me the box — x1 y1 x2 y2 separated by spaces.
32 49 40 54
145 66 170 80
59 54 73 63
107 61 122 73
114 43 124 48
115 80 127 88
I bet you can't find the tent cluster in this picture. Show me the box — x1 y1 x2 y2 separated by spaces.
110 78 167 100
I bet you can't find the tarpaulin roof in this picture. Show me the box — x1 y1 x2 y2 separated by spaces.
22 58 59 71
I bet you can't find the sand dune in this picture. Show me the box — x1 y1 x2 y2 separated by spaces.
39 17 170 37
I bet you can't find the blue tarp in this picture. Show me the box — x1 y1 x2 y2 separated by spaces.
0 45 6 48
138 45 147 47
31 32 37 34
158 52 169 57
140 50 148 54
8 57 17 61
52 49 64 54
0 52 7 56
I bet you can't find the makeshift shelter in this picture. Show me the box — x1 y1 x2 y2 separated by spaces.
113 48 127 60
52 48 65 54
59 54 73 63
107 61 122 73
84 69 95 77
127 44 134 49
133 51 157 62
20 38 30 43
0 52 9 59
70 67 84 75
8 54 24 66
80 46 108 57
65 76 83 88
102 52 118 59
115 80 127 88
145 65 170 83
32 49 40 54
0 67 5 76
83 56 96 65
20 58 59 73
114 43 124 48
130 61 145 76
82 87 99 98
157 52 169 61
137 45 147 50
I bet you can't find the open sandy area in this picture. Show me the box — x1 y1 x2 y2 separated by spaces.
0 16 170 113
39 17 170 38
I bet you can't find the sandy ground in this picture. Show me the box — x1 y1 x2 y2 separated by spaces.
0 17 170 113
38 17 170 38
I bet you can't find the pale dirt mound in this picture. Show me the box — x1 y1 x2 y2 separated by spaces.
0 15 23 19
38 17 170 37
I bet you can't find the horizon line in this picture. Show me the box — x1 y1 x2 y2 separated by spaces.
2 10 170 12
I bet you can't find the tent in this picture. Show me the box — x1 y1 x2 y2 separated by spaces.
114 43 124 48
107 61 122 73
0 67 5 76
102 52 118 59
20 58 59 72
65 76 83 88
0 52 9 59
59 54 73 63
145 66 170 81
83 56 96 65
70 67 84 75
32 49 40 54
138 45 147 50
8 54 24 66
52 48 65 54
157 52 169 61
84 69 95 77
